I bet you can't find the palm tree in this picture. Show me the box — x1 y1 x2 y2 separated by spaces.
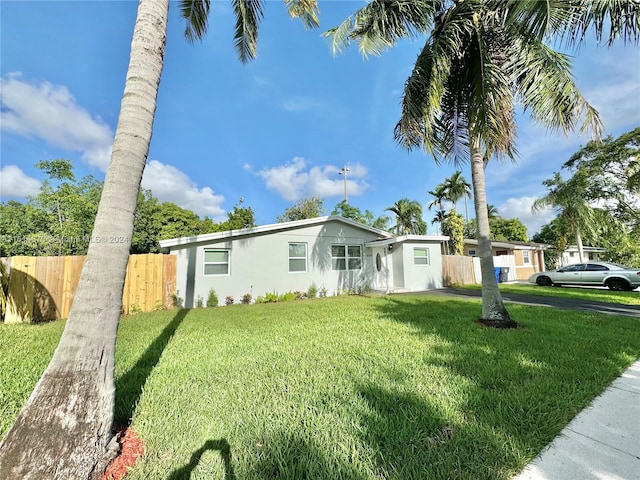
428 183 448 233
486 204 500 221
0 1 319 477
532 172 596 263
443 170 472 220
386 198 426 235
325 0 638 327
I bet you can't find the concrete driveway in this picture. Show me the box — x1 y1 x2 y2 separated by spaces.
425 288 640 318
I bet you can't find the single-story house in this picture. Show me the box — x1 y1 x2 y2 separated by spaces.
560 245 605 266
159 216 449 307
463 239 548 281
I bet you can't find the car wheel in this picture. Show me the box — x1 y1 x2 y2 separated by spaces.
536 276 553 287
607 278 630 291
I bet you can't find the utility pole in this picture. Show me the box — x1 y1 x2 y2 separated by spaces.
339 166 350 202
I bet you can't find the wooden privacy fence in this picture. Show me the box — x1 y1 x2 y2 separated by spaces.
442 255 476 286
2 254 176 323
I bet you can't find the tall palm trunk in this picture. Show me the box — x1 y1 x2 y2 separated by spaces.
469 137 516 327
0 1 169 478
575 227 585 262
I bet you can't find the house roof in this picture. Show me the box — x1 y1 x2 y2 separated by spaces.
564 245 606 253
158 215 395 250
366 234 449 247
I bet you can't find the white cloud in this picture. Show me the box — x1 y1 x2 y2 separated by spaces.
142 160 225 219
0 73 114 170
0 165 41 197
254 157 369 201
497 196 555 238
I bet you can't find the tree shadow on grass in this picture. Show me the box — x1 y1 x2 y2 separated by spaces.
367 295 640 475
114 308 190 427
168 439 236 480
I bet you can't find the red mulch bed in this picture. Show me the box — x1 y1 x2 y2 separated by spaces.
101 428 145 480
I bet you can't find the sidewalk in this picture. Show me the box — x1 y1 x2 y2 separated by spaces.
512 360 640 480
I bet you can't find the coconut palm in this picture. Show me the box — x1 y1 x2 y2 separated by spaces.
443 170 472 220
325 0 638 326
428 183 448 233
532 172 596 263
0 1 319 477
386 198 427 235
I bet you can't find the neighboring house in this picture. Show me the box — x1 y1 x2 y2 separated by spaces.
463 239 548 281
159 216 448 307
559 245 606 266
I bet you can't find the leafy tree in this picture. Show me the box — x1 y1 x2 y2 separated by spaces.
441 210 465 255
563 127 640 233
156 202 204 240
219 202 256 230
130 189 162 254
385 198 426 235
277 196 324 222
491 217 528 242
0 0 321 476
532 217 572 270
331 200 389 229
325 0 637 327
0 201 50 256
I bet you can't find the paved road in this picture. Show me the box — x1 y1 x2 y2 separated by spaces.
425 288 640 318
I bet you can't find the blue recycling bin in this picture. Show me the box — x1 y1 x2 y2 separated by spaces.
494 267 501 283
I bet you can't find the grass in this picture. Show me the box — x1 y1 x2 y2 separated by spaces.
2 295 640 479
459 282 640 306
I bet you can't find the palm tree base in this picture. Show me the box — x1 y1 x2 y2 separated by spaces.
477 318 519 329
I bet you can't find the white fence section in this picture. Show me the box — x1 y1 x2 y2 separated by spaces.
472 255 517 284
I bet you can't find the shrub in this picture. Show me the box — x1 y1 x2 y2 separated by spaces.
171 291 184 308
225 296 234 306
241 293 252 304
294 291 307 300
307 282 318 299
280 291 297 302
206 288 219 307
153 300 166 311
264 291 279 303
195 296 204 308
319 286 327 298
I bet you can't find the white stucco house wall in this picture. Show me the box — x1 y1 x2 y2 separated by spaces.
559 245 606 266
159 216 448 306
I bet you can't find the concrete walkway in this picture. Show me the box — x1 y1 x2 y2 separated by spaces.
512 360 640 480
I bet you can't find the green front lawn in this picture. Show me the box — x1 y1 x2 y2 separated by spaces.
2 295 639 479
460 282 640 306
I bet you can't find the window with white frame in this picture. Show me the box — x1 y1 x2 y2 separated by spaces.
331 244 362 270
288 243 307 272
522 250 531 264
204 249 229 275
414 247 430 265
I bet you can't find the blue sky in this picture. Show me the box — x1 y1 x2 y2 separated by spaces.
1 1 639 237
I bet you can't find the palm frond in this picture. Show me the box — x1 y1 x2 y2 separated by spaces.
324 0 443 57
180 0 211 43
283 0 320 29
511 39 603 138
232 0 264 63
561 0 640 47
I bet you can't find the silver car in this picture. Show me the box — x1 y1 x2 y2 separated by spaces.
528 262 640 291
